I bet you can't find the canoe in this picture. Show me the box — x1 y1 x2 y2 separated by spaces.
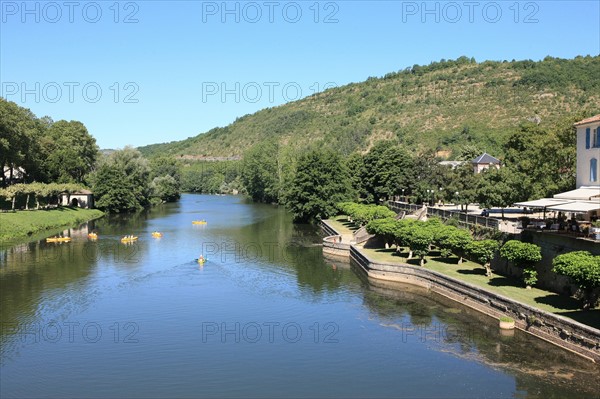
192 220 207 225
121 236 138 243
46 237 71 243
151 232 163 238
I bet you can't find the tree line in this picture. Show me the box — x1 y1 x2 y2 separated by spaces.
237 113 583 222
341 201 599 309
0 99 181 212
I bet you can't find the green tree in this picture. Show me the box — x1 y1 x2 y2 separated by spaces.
435 225 473 262
404 221 435 266
361 141 413 204
476 167 525 218
466 239 500 277
286 148 353 222
366 217 397 248
151 175 180 203
89 147 150 212
93 165 140 213
241 141 280 203
41 120 98 183
500 240 542 288
0 98 45 185
553 251 600 309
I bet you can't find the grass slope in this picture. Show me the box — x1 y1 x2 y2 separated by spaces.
0 208 105 241
139 56 600 159
329 217 599 329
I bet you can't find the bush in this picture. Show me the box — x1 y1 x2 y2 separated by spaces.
553 251 600 309
500 240 542 287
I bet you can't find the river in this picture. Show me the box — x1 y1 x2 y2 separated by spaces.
1 194 599 398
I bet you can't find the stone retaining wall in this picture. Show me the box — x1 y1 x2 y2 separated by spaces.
350 246 600 362
319 220 600 363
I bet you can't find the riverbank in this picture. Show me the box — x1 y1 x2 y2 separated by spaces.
0 208 105 241
321 217 600 363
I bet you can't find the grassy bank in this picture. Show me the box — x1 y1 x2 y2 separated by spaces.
326 217 599 329
0 208 105 241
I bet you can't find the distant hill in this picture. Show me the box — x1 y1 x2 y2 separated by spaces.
138 56 600 159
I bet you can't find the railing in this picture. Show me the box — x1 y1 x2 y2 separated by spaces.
387 201 500 230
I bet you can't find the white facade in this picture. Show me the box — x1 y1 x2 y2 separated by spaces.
575 115 600 188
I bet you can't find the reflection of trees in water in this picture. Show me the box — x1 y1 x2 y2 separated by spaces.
0 234 99 356
361 276 600 399
211 204 362 295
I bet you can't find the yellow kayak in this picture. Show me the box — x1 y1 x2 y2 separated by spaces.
46 237 71 243
151 232 163 238
121 236 138 243
192 220 207 225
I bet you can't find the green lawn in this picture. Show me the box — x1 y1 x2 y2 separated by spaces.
323 217 599 330
360 246 599 329
0 208 105 241
325 216 359 235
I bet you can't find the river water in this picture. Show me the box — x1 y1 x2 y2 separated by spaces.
1 194 599 398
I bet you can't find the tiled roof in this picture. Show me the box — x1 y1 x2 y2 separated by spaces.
574 114 600 126
471 152 500 164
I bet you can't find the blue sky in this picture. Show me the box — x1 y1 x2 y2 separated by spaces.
1 0 599 149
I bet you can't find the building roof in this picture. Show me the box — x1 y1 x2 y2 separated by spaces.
61 189 93 195
471 153 500 165
513 198 572 208
546 200 600 213
573 114 600 126
553 187 600 201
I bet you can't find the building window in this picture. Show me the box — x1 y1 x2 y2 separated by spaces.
591 158 598 182
586 128 590 149
594 127 600 148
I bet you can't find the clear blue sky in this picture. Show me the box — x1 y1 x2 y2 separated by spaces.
1 0 599 149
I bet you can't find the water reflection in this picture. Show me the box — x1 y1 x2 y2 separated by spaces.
359 275 600 399
1 194 599 399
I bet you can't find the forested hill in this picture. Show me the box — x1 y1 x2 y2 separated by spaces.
138 56 600 159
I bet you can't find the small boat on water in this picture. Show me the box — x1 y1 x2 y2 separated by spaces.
121 236 138 243
46 237 71 243
88 233 98 239
192 220 207 225
151 232 163 238
197 257 207 264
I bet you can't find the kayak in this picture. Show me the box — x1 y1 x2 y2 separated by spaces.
192 220 207 225
121 236 138 243
151 232 163 238
46 237 71 243
88 233 98 239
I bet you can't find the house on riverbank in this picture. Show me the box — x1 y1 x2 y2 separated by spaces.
515 115 600 223
59 190 94 208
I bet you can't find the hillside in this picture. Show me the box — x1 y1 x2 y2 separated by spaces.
138 56 600 159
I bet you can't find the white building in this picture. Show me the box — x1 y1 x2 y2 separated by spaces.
471 153 501 174
575 114 600 188
515 115 600 223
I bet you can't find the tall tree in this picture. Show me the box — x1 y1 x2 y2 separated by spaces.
241 141 280 203
476 167 525 218
286 148 353 222
89 147 150 212
42 120 99 183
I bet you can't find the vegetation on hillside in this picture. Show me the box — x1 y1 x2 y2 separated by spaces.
138 56 600 159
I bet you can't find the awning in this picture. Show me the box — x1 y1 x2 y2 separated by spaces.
546 201 600 213
553 187 600 200
513 198 572 208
